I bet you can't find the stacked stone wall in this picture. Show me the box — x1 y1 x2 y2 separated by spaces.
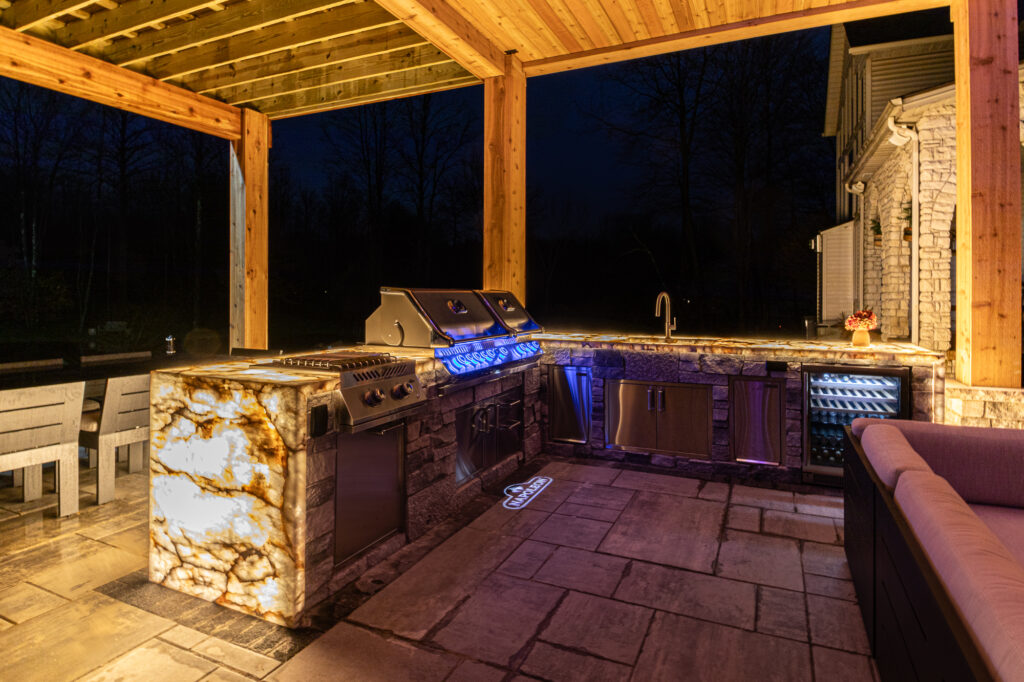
863 144 912 339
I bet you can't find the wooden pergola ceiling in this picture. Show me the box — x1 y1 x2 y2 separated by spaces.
0 0 949 119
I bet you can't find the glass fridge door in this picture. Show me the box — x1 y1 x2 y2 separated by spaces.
806 371 902 470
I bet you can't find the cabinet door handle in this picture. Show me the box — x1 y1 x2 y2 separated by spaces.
657 387 665 412
647 387 655 411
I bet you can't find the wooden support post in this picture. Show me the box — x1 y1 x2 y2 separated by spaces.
229 109 270 350
483 54 526 302
953 0 1022 387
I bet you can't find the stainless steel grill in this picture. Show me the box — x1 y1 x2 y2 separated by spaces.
365 288 543 378
264 350 424 431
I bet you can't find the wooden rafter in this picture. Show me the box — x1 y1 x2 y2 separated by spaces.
255 60 476 117
52 0 224 50
145 2 400 80
1 0 96 32
0 23 241 139
373 0 504 78
270 74 477 118
523 0 950 75
102 0 356 66
215 44 450 104
178 23 426 93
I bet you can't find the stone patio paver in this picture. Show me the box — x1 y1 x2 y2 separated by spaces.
803 541 853 579
796 493 845 519
615 560 756 630
716 529 804 591
518 478 583 512
0 581 67 623
269 621 459 682
160 624 210 649
520 641 631 682
598 492 724 572
611 469 701 497
447 660 508 682
192 637 280 678
566 484 635 510
805 574 857 601
807 594 870 654
533 546 628 597
497 540 557 579
757 586 808 641
633 611 812 682
499 508 552 538
698 481 731 502
731 485 797 512
349 526 521 639
540 462 619 485
726 505 761 532
200 667 251 682
812 646 876 682
763 509 840 544
81 639 216 682
540 591 652 664
529 513 612 550
433 573 564 666
555 501 621 522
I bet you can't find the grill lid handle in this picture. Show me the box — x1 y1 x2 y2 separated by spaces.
447 299 469 314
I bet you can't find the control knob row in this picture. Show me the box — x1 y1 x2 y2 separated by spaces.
363 382 416 406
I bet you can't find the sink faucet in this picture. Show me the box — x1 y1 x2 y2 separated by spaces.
655 292 677 342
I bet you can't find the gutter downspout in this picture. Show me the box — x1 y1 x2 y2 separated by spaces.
887 117 920 345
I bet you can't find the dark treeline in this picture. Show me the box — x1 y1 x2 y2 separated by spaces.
0 30 833 359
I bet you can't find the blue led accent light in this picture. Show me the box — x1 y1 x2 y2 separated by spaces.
435 340 542 375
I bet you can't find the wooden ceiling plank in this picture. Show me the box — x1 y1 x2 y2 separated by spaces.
0 24 240 138
501 0 565 56
523 0 583 52
542 0 598 50
648 0 680 33
268 74 477 118
179 24 426 92
217 44 450 104
55 0 222 50
147 2 400 79
667 0 696 31
526 0 949 76
103 0 355 66
2 0 96 31
560 0 617 47
684 0 712 29
594 0 641 42
373 0 505 78
635 0 667 36
253 59 471 114
445 0 544 59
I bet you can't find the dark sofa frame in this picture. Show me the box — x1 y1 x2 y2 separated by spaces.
843 426 995 682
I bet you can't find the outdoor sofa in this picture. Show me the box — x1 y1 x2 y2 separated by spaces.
845 418 1024 682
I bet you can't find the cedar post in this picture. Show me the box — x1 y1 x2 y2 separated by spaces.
483 54 527 302
953 0 1022 387
229 109 270 350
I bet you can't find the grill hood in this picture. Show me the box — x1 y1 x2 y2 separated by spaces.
365 288 541 348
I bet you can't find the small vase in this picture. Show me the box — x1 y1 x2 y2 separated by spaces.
851 329 871 347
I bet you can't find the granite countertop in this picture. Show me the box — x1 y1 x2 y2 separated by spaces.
534 331 946 364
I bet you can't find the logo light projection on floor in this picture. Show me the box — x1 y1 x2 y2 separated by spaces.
502 475 553 510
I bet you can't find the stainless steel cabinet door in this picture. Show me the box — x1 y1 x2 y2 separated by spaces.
335 425 403 564
655 384 712 458
730 377 783 464
605 380 658 451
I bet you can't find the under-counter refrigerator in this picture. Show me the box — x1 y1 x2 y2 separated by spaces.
803 365 911 482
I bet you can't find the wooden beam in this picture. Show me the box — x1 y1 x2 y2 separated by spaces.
523 0 950 76
0 24 241 139
482 53 526 302
217 45 450 104
146 2 400 80
373 0 505 78
229 109 270 350
178 24 426 93
102 0 354 67
1 0 94 32
267 73 477 118
53 0 220 50
953 0 1021 387
251 60 472 116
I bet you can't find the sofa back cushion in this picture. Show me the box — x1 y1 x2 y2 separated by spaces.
896 470 1024 681
860 425 932 492
857 419 1024 508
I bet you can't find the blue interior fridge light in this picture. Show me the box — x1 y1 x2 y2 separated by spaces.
435 339 542 375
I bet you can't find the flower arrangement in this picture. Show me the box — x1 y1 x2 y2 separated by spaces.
845 309 877 331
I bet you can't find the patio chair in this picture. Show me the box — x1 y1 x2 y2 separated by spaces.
79 374 150 505
0 382 84 517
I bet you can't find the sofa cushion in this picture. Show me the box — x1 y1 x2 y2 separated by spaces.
895 470 1024 681
860 425 932 492
971 504 1024 567
855 419 1024 508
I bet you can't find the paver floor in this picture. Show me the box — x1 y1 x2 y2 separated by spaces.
0 459 875 681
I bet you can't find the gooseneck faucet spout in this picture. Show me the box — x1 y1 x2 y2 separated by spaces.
655 292 677 342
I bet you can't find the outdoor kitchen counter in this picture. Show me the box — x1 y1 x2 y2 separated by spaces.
533 331 946 366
